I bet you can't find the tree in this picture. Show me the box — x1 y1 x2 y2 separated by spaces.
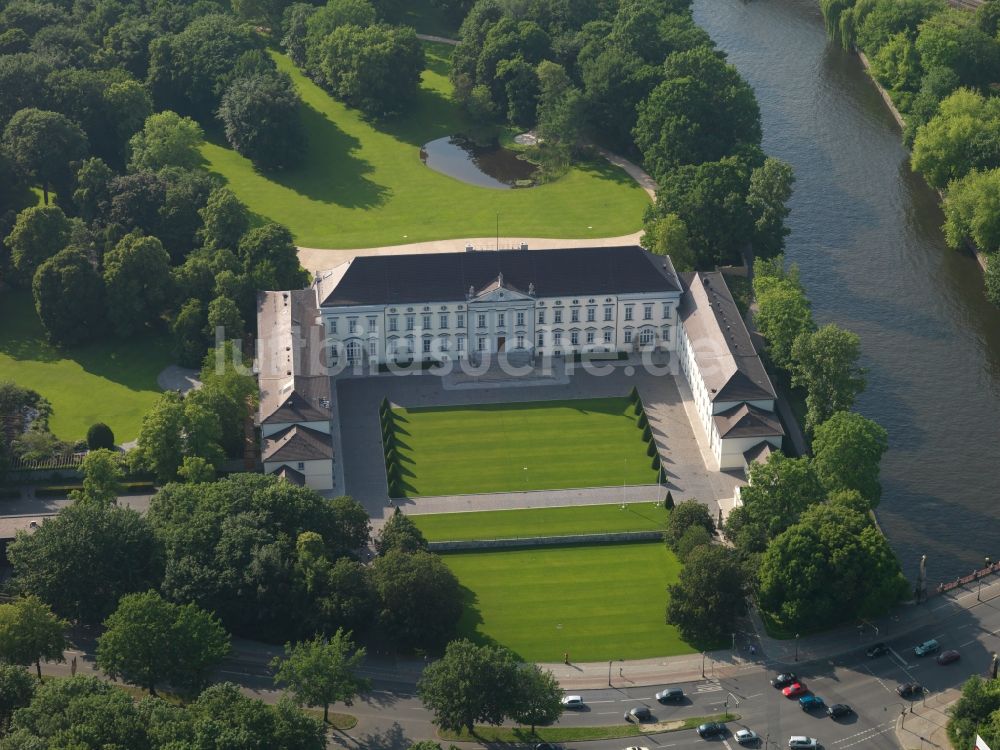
417 639 521 733
871 32 922 95
509 663 562 733
218 72 305 170
135 391 186 483
812 411 889 507
86 423 116 450
0 596 68 680
754 278 815 369
791 324 866 432
237 223 308 316
5 205 71 281
579 47 659 153
370 550 462 651
70 449 123 506
172 298 208 368
375 507 428 555
666 544 745 648
194 342 259 458
534 60 583 158
199 186 250 252
948 676 1000 750
128 110 205 172
6 504 161 624
0 665 34 732
2 108 88 204
943 168 1000 253
723 452 825 555
987 251 1000 307
664 499 714 549
32 248 104 345
747 158 795 259
96 590 230 695
316 23 425 117
915 9 1000 91
675 524 712 561
103 232 172 338
178 455 216 483
757 503 908 631
206 295 244 343
271 630 369 723
643 213 695 271
911 88 1000 190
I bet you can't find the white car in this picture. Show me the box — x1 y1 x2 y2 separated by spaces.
788 738 818 749
735 729 760 746
624 746 650 750
560 695 584 709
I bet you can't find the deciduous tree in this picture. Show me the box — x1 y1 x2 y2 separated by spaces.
6 205 71 281
0 596 68 680
219 72 305 170
2 108 88 204
70 448 124 505
747 157 795 259
664 499 714 550
371 550 462 651
812 411 889 507
271 630 369 723
791 324 866 432
0 664 34 732
128 110 205 172
103 232 172 338
32 247 104 345
666 544 745 648
375 507 428 555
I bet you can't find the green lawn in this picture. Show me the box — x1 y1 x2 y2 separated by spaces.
443 542 691 661
200 44 649 249
0 291 170 441
389 396 659 497
413 502 668 541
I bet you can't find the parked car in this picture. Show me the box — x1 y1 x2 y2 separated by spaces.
866 643 889 658
914 639 940 657
561 695 584 709
800 695 825 711
937 649 961 665
628 706 652 722
772 673 798 688
896 683 924 699
655 687 685 703
623 746 649 750
827 704 853 718
697 722 727 738
734 729 761 746
535 744 561 750
782 682 807 697
788 738 818 749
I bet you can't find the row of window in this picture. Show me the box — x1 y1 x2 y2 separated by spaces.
326 303 674 335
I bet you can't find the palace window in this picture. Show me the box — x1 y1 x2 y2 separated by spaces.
457 337 466 352
423 339 431 353
422 314 431 330
478 336 487 351
662 325 671 342
405 315 415 330
388 340 397 355
538 310 545 324
516 311 525 327
441 338 450 351
440 313 448 328
457 312 465 328
517 334 524 348
537 332 544 347
587 308 595 322
571 309 579 323
587 331 595 344
368 317 377 332
624 307 634 321
554 332 562 346
346 340 361 363
497 312 505 327
644 305 653 320
369 340 378 356
640 329 654 345
348 319 358 334
328 318 337 334
571 331 579 345
604 306 613 321
604 330 612 344
477 314 487 329
388 316 398 332
662 303 671 319
554 310 563 324
624 330 633 344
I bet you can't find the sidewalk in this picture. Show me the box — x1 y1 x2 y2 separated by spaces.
894 687 958 750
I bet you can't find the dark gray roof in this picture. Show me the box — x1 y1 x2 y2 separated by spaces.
679 271 776 402
268 464 306 486
262 425 334 462
317 246 681 307
743 441 776 467
714 403 784 439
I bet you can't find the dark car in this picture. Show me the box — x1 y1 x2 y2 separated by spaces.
828 703 853 718
534 744 560 750
799 695 825 712
772 673 798 688
628 706 652 722
655 687 685 703
897 683 924 699
697 722 727 738
937 649 961 665
866 643 889 658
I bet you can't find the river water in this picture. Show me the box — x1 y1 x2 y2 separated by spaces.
692 0 1000 583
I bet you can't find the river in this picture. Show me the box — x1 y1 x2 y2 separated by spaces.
692 0 1000 583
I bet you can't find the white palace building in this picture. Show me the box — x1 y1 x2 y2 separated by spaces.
255 245 783 490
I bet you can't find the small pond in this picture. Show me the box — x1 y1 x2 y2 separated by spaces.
420 136 538 189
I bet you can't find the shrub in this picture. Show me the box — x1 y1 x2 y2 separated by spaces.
646 438 657 457
665 499 715 549
675 524 712 561
637 410 648 428
86 422 115 450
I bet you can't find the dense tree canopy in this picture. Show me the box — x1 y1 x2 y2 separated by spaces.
6 204 71 281
128 110 205 172
812 411 889 507
271 630 369 723
2 107 88 203
32 247 104 344
102 231 173 337
911 88 1000 190
218 72 305 170
791 324 866 432
666 544 746 648
0 596 68 680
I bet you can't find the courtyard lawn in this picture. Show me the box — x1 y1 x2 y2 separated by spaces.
0 292 170 442
200 44 649 249
443 542 690 661
412 502 667 541
389 396 660 497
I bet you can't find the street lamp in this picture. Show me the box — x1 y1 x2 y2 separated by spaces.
608 659 613 687
701 651 707 678
794 633 800 662
980 556 992 601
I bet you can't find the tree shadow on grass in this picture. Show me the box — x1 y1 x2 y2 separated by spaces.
373 86 465 148
574 155 643 188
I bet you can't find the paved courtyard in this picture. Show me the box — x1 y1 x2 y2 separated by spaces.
333 356 744 528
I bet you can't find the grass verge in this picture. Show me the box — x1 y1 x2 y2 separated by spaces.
200 45 648 249
0 291 170 441
442 542 689 662
412 502 667 541
302 709 358 730
438 714 740 742
389 396 659 497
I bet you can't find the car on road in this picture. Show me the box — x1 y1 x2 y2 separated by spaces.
937 649 961 665
788 738 819 749
782 682 807 697
734 729 761 746
772 673 798 688
866 642 889 658
697 722 727 738
827 704 853 718
896 683 924 699
623 746 649 750
628 706 652 722
535 744 561 750
914 639 940 657
800 695 825 711
560 695 584 709
655 687 685 702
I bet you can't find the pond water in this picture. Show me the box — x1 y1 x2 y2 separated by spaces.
420 136 537 189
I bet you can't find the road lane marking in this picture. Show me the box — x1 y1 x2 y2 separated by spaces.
862 665 892 692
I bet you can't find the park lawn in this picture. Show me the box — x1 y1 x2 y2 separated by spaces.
412 502 668 541
0 291 170 442
389 396 659 496
200 44 649 249
443 542 690 661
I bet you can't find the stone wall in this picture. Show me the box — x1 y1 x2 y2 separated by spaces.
429 530 664 551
